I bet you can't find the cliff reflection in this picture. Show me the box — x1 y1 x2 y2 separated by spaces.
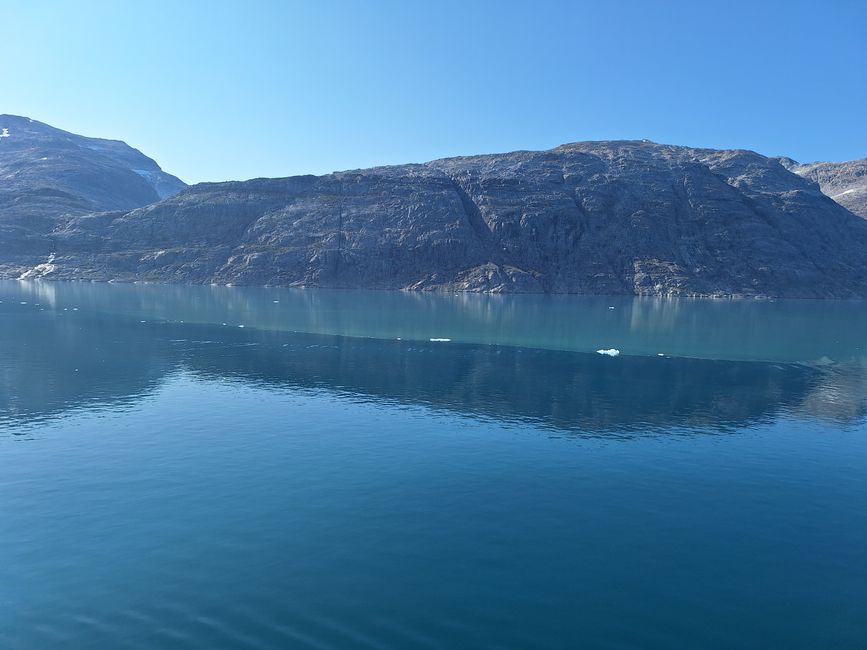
9 280 867 363
3 305 862 435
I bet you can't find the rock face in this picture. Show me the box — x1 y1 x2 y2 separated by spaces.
777 156 867 220
2 120 867 297
0 115 185 273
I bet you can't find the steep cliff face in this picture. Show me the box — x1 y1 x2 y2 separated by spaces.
423 142 867 296
3 127 867 296
778 156 867 220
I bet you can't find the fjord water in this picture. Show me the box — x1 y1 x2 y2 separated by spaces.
1 281 866 649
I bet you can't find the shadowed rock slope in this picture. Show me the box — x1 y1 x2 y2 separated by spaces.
5 134 867 296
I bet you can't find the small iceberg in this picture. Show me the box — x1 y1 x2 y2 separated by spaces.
430 338 451 342
596 348 620 357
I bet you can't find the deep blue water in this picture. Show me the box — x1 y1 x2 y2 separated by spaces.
1 281 866 649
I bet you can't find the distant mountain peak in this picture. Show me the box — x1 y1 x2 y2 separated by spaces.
0 115 186 201
0 116 186 272
776 155 867 219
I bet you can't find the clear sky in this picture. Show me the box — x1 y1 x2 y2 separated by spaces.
3 0 865 184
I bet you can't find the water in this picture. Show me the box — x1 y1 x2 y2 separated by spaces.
1 281 866 649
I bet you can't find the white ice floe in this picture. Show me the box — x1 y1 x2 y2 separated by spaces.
657 353 665 357
18 254 57 280
430 338 451 342
608 306 615 309
596 348 620 357
0 128 10 138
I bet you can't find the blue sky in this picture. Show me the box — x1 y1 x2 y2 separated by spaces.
3 0 865 184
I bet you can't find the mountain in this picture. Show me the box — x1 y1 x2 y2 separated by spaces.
777 156 867 220
0 114 185 267
2 121 867 297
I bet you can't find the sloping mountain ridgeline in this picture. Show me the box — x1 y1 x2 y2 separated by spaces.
0 115 185 275
2 115 866 297
777 156 867 220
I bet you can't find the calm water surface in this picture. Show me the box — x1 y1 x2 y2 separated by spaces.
1 281 866 649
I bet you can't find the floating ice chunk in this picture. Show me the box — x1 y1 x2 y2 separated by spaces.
430 338 451 342
608 306 615 309
0 128 10 138
657 353 664 357
238 325 245 328
596 348 620 357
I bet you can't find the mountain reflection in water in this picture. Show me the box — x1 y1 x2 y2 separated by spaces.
1 280 864 434
3 281 867 650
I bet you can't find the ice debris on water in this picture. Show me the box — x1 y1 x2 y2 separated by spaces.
596 348 620 357
430 338 451 342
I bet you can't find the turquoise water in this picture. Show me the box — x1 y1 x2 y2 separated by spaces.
1 281 866 649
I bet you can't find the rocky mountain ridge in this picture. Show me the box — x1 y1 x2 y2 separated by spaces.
777 156 867 219
2 117 866 297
